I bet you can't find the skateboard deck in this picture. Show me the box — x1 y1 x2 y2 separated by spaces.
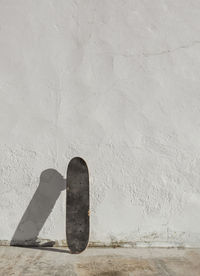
66 157 89 254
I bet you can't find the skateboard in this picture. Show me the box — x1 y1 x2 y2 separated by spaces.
66 157 89 254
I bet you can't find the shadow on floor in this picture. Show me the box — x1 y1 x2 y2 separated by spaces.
10 169 65 248
27 247 70 254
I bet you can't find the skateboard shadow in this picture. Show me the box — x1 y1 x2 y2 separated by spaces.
29 247 70 254
10 169 65 247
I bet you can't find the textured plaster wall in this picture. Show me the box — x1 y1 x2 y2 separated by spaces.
1 0 200 247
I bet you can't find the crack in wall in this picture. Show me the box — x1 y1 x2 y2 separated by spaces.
143 40 200 57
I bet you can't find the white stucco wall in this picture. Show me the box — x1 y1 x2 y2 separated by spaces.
1 0 200 247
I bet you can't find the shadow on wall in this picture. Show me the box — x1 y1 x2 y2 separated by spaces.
11 169 65 246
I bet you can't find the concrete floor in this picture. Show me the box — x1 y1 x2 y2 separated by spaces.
0 247 200 276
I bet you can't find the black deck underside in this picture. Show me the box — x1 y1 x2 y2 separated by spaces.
66 157 89 254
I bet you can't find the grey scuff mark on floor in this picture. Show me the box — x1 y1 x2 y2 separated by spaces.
155 259 174 276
